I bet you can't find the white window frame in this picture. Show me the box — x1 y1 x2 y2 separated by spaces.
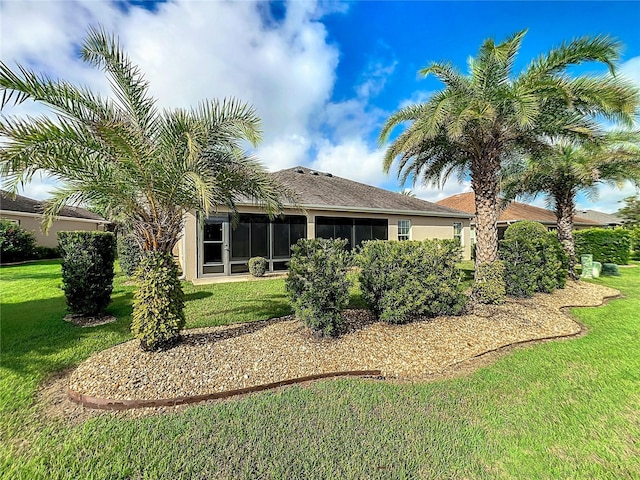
453 222 463 246
398 219 411 241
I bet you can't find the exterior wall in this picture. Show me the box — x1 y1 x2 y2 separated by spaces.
0 212 106 248
306 208 472 260
180 206 472 281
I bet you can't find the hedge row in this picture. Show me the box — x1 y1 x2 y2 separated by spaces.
574 228 632 265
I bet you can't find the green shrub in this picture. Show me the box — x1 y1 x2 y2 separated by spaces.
499 221 567 298
472 261 506 305
285 238 351 337
249 256 267 277
117 233 142 277
631 226 640 260
57 231 116 315
0 219 35 263
358 239 466 324
33 245 61 259
574 228 631 265
601 263 620 276
131 251 186 350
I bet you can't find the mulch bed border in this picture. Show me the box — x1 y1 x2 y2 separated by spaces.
67 370 382 410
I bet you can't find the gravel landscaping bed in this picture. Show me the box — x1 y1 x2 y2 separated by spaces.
69 281 618 405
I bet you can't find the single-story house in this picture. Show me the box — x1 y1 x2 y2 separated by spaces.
177 166 473 281
0 190 109 248
574 209 624 228
436 192 600 240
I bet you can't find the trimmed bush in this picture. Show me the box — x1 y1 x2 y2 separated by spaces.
499 221 567 298
131 251 186 350
630 226 640 261
472 260 506 305
0 219 35 263
285 238 351 337
574 228 631 265
33 245 61 259
358 239 466 324
58 231 116 315
602 263 620 276
249 256 267 277
117 233 142 277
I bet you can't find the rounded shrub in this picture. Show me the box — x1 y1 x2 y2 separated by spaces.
248 256 267 277
499 221 567 298
285 238 351 337
472 260 506 305
131 251 186 351
0 219 35 263
117 232 142 277
358 239 467 323
58 231 116 315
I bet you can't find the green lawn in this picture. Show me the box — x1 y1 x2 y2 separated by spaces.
1 261 638 479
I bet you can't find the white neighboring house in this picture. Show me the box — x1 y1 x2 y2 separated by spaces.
1 190 110 248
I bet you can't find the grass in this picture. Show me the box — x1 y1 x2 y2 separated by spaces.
1 260 638 479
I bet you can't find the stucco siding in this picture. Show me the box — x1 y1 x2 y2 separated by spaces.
1 213 105 248
180 206 472 281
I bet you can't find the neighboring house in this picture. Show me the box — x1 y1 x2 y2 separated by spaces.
0 190 109 248
574 209 624 228
436 192 600 241
178 166 473 280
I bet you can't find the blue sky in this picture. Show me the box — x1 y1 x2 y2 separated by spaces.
1 0 639 212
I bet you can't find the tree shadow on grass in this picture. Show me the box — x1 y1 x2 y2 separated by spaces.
1 289 134 377
184 291 213 302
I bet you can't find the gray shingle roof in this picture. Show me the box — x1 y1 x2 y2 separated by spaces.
266 166 472 218
0 190 106 221
575 209 624 226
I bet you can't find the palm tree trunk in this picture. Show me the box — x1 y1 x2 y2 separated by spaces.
471 156 500 270
555 195 578 280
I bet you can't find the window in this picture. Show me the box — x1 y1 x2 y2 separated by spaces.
315 217 388 249
398 220 410 241
453 222 463 245
203 218 225 264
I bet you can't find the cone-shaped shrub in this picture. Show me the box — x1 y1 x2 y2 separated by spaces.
285 238 351 337
58 231 115 315
131 252 185 350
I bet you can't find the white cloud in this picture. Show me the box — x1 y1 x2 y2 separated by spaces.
411 180 472 203
310 138 386 185
619 56 640 87
1 0 364 200
576 181 639 214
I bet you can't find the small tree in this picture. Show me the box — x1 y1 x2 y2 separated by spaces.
619 194 640 227
58 231 116 316
1 28 293 350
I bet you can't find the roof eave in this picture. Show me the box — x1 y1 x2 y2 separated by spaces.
236 202 473 219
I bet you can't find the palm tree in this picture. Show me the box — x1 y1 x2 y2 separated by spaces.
379 30 638 269
0 28 291 349
502 132 640 278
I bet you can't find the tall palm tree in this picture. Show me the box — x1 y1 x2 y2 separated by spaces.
502 132 640 278
0 28 291 349
379 30 638 268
